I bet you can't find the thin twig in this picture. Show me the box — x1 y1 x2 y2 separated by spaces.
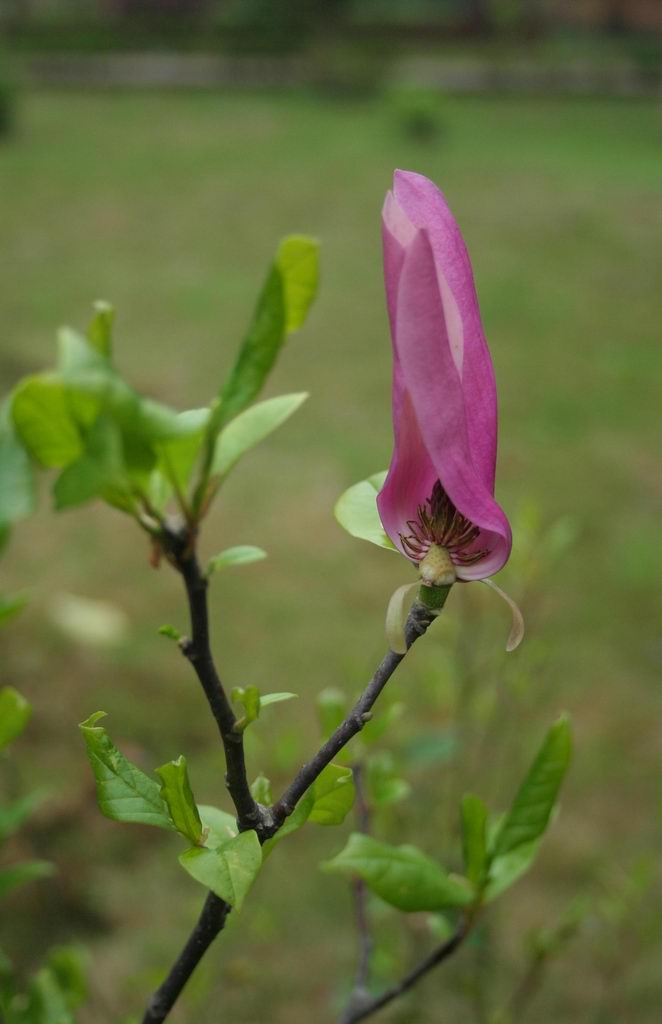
141 893 230 1024
163 525 263 834
142 565 444 1024
340 917 471 1024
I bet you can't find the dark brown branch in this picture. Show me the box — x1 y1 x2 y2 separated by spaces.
269 598 440 833
142 566 449 1024
163 525 263 835
141 893 230 1024
340 918 471 1024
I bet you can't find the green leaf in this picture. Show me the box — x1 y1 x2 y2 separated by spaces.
53 415 129 511
215 263 286 433
260 692 297 708
231 686 261 731
78 712 174 830
491 715 572 859
250 774 272 805
210 393 308 482
87 300 115 358
156 755 203 845
484 839 541 902
12 375 83 469
198 805 238 848
0 687 32 751
309 764 355 826
276 234 320 333
153 408 210 502
323 834 473 913
158 624 182 641
206 545 267 576
0 403 36 530
0 790 47 845
334 471 396 551
0 860 54 900
0 592 29 628
216 236 318 432
178 830 262 910
461 794 489 889
316 688 347 740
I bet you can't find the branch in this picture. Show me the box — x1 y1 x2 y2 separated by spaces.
163 524 263 834
141 893 230 1024
269 598 440 832
141 572 448 1024
340 917 471 1024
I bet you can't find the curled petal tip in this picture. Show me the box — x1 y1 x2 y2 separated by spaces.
481 578 525 652
385 581 419 655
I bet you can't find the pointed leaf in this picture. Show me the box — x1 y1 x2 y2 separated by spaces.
206 545 267 576
79 712 174 830
211 393 308 482
0 688 32 751
178 830 262 910
323 833 473 912
484 839 541 902
276 235 320 333
156 755 203 845
491 715 572 859
231 686 261 731
334 471 397 551
260 692 297 708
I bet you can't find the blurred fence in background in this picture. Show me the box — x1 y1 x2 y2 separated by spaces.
1 0 662 95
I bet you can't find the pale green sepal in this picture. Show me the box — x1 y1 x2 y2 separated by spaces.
334 471 396 551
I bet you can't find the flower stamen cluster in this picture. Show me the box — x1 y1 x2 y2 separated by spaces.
400 481 488 569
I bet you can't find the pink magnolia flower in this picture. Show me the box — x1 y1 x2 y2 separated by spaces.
376 169 512 587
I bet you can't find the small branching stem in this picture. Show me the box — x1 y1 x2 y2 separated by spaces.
141 551 447 1024
340 915 472 1024
163 524 262 834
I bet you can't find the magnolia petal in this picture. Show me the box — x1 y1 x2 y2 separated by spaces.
385 581 419 655
481 579 525 652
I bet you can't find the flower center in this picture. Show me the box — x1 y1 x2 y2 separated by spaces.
399 480 488 569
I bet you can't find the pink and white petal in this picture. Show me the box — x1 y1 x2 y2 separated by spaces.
393 170 498 493
393 228 511 574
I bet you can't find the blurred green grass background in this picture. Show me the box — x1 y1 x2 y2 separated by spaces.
1 90 662 1022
